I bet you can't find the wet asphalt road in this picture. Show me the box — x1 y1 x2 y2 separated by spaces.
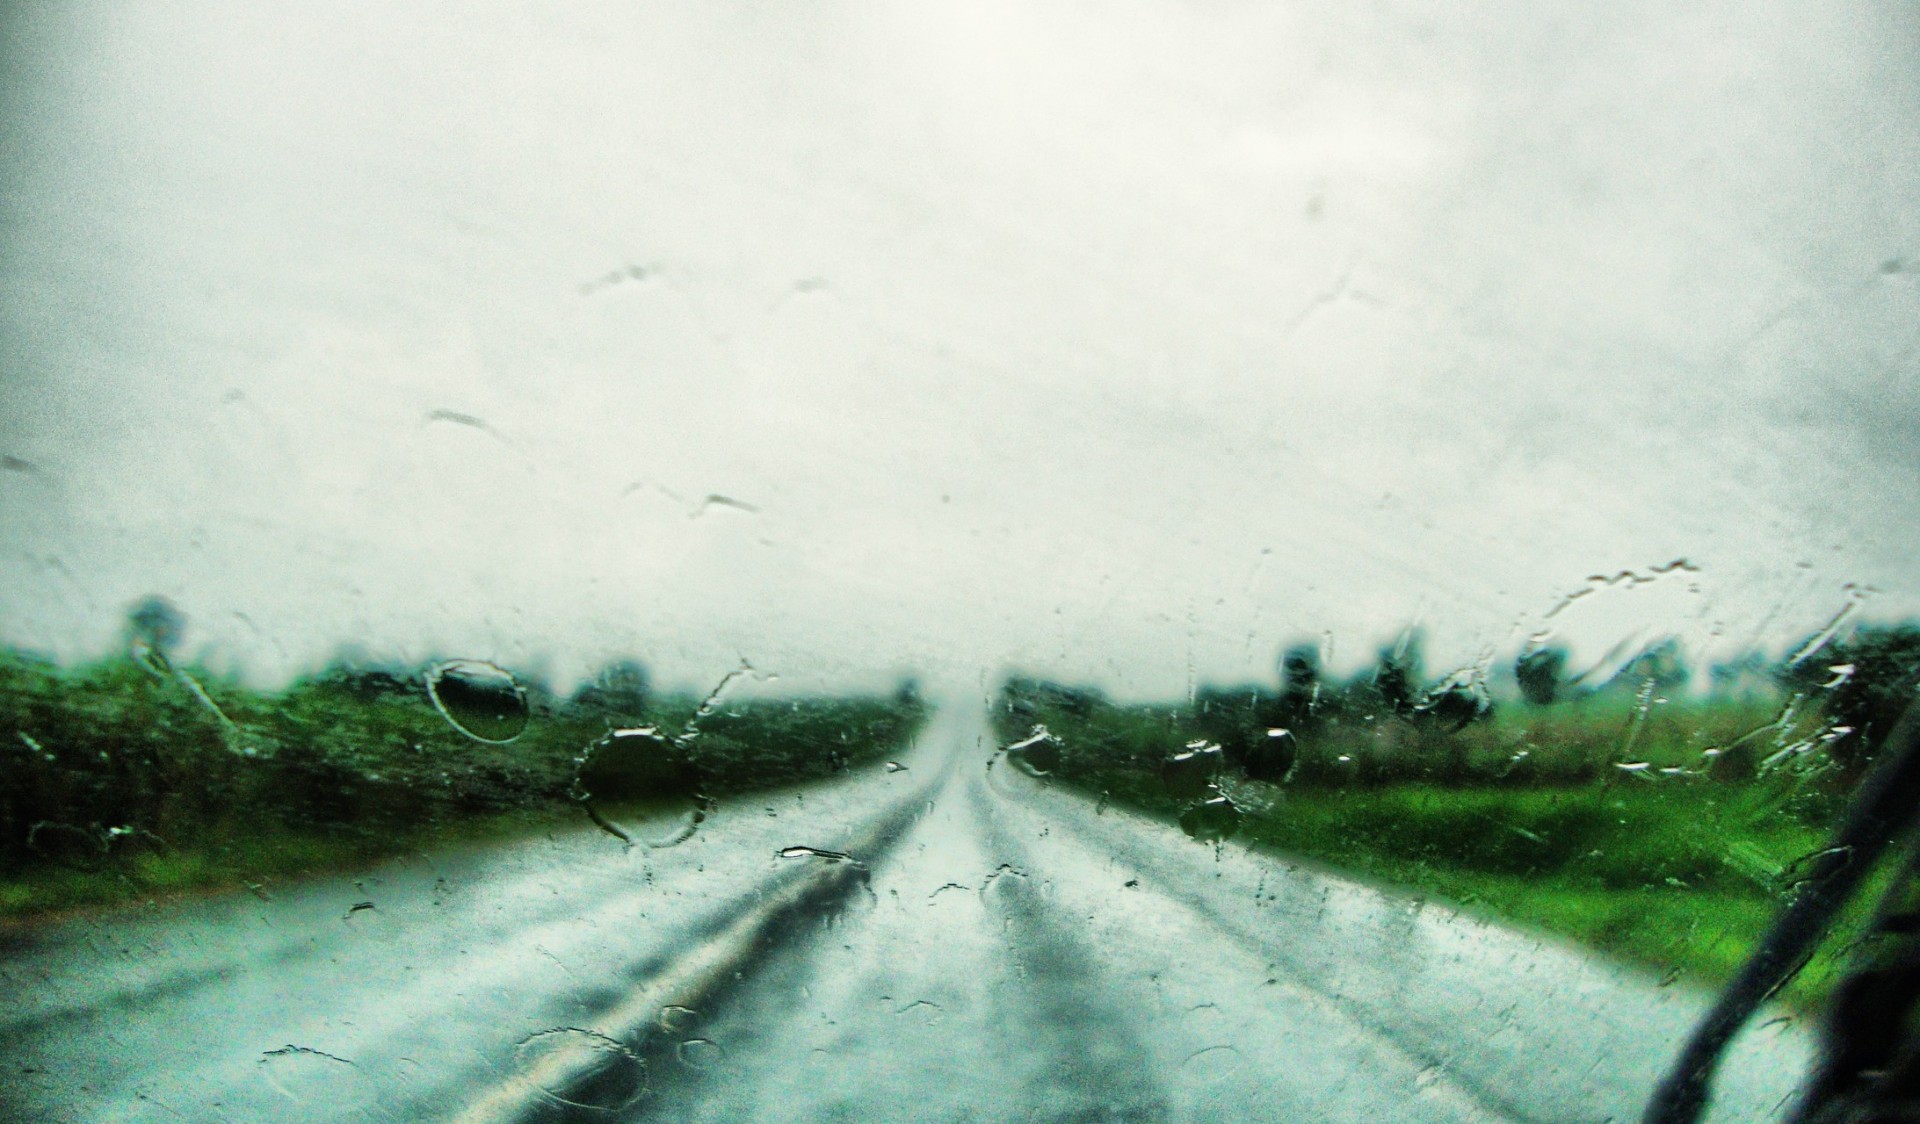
1 705 1814 1123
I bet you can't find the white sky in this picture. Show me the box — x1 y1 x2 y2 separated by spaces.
2 1 1918 697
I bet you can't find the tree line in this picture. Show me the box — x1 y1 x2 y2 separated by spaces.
0 597 927 880
1001 623 1920 792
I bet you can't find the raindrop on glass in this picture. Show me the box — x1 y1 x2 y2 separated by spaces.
1246 728 1298 783
573 727 706 845
1006 727 1062 777
25 822 108 871
677 1038 724 1070
425 660 530 743
1180 793 1241 843
1162 742 1223 800
779 845 855 863
257 1045 374 1105
513 1028 647 1111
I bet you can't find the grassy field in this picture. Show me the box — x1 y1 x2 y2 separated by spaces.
994 677 1877 1010
0 648 927 921
0 801 579 924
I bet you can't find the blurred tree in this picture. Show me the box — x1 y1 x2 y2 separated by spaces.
571 659 652 720
1782 623 1920 778
1277 642 1324 730
1367 631 1425 719
1620 636 1691 694
313 652 415 701
1002 676 1106 721
125 595 184 673
1708 648 1774 700
1416 679 1491 733
1516 645 1568 706
1192 684 1274 774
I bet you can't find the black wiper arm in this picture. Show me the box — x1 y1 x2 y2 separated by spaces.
1644 701 1920 1124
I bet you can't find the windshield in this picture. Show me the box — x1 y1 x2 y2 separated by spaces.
3 4 1918 1122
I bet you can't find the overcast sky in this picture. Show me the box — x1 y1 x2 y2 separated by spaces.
2 1 1918 697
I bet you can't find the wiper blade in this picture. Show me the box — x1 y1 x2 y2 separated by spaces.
1645 701 1920 1123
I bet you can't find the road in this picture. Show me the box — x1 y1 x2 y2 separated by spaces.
2 703 1815 1122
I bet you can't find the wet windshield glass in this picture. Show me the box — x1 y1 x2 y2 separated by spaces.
3 4 1918 1121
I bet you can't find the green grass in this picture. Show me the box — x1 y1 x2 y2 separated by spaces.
996 683 1872 1011
1228 783 1871 1010
0 648 928 922
0 801 577 924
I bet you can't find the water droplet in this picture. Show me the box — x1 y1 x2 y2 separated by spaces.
25 822 108 871
1181 1043 1243 1080
980 863 1027 898
574 727 685 792
573 728 706 845
779 845 855 863
425 660 530 743
1005 726 1062 777
658 1005 699 1033
1785 587 1873 669
1246 728 1298 783
895 999 944 1021
426 407 492 430
679 661 757 744
513 1028 646 1110
677 1038 724 1070
1180 794 1241 843
1162 743 1223 800
258 1045 372 1104
98 823 165 860
693 494 759 518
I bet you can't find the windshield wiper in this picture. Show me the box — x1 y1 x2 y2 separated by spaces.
1646 701 1920 1123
